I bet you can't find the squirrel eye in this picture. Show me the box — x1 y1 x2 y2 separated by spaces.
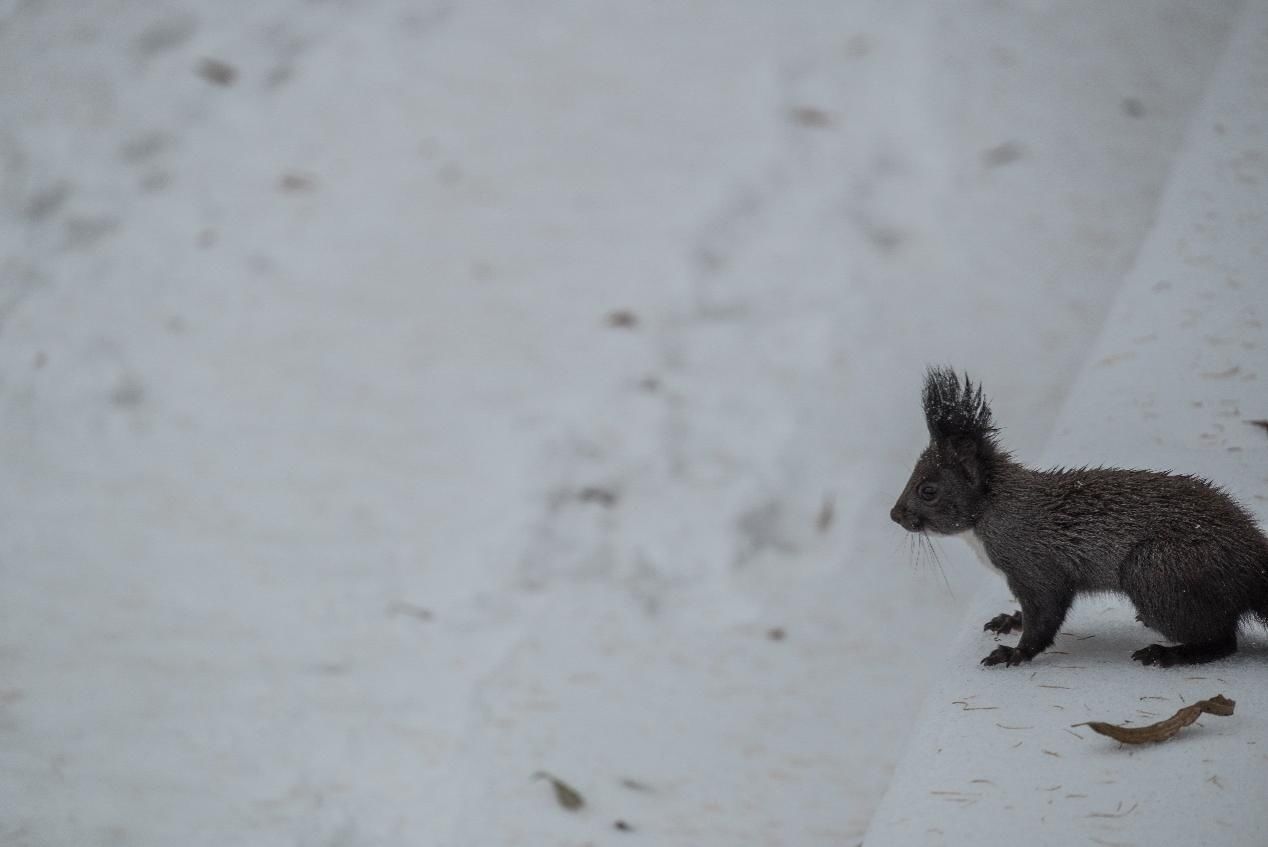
918 482 939 502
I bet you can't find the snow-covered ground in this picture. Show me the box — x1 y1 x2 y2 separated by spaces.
0 1 1248 843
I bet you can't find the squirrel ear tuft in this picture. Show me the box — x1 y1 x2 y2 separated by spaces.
922 366 998 449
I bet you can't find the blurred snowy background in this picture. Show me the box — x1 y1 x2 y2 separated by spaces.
0 1 1247 844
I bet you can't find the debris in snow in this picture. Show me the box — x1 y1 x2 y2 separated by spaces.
637 375 660 392
1247 419 1268 435
816 495 835 531
577 487 618 507
614 820 635 832
196 58 238 86
981 140 1025 168
788 106 833 128
1088 801 1138 818
533 771 585 811
1075 694 1235 744
279 172 316 192
386 601 434 622
606 310 638 328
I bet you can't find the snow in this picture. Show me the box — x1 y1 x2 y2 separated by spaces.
0 1 1250 844
866 2 1268 842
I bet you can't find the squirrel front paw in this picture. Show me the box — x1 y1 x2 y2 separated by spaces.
980 645 1031 667
983 611 1023 635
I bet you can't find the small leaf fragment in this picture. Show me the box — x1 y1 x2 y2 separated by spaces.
533 771 585 810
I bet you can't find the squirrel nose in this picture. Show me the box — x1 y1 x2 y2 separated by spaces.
891 503 922 531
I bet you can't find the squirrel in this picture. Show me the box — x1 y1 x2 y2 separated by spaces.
890 367 1268 668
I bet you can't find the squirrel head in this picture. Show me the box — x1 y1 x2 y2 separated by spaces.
890 367 1000 535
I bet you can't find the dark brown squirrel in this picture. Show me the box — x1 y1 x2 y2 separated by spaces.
890 367 1268 668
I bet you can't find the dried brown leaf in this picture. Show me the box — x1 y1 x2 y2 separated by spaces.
1075 694 1235 744
533 771 585 810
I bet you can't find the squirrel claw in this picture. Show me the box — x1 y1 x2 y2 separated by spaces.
981 645 1029 667
983 611 1023 635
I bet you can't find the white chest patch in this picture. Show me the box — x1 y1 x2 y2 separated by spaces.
958 530 1000 574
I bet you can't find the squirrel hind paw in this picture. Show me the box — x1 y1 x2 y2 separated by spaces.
1132 637 1236 667
1132 644 1176 667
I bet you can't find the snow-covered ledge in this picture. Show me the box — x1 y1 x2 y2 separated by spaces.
864 4 1268 845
